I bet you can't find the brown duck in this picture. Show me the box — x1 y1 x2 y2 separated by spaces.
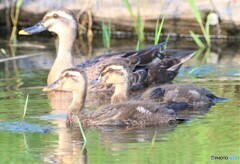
19 8 194 91
43 68 182 127
91 62 225 109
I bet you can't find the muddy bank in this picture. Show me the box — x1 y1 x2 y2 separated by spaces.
0 0 240 37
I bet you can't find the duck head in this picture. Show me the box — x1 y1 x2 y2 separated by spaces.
91 64 130 87
19 8 77 37
43 68 87 92
91 63 131 103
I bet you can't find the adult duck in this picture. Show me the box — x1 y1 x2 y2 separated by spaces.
19 8 194 90
43 68 183 127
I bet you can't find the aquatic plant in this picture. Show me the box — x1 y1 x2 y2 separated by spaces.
76 116 87 151
188 0 211 48
9 0 23 44
164 34 170 49
135 40 140 50
154 17 165 45
22 94 29 121
123 0 145 48
101 20 111 50
147 132 157 161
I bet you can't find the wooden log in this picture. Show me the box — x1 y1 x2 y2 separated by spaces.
0 0 239 37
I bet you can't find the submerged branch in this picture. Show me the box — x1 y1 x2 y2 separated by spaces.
0 52 43 62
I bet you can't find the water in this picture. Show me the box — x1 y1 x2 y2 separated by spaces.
0 35 239 163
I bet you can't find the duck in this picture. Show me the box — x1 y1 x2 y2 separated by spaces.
19 8 195 91
42 68 183 127
91 62 226 109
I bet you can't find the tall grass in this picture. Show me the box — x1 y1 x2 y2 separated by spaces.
136 16 165 50
76 116 87 152
123 0 145 48
9 0 23 44
101 20 111 50
76 116 87 146
164 34 170 49
135 40 140 50
147 132 157 162
188 0 211 48
154 17 165 45
22 94 29 121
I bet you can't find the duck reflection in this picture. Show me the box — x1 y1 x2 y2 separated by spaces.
43 127 88 164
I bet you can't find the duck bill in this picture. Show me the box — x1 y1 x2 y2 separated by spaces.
167 51 196 71
90 77 102 88
19 21 47 35
43 81 60 92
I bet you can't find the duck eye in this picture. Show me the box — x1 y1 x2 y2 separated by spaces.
108 68 114 72
53 14 59 19
65 73 72 77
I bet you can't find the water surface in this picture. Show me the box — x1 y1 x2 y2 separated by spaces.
0 36 239 163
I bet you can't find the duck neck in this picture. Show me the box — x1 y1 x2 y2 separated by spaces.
48 29 76 84
68 86 87 115
111 82 129 103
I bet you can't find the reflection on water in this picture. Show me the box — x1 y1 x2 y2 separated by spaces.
0 36 239 163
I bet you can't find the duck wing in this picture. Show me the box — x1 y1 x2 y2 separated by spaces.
147 50 195 84
88 101 178 126
77 42 167 69
130 69 148 91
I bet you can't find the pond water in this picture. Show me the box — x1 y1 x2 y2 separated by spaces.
0 35 239 163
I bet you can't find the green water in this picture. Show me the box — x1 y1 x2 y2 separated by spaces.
0 36 239 163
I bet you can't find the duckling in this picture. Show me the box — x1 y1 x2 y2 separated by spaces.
43 68 182 127
90 60 134 103
19 8 194 90
91 62 225 109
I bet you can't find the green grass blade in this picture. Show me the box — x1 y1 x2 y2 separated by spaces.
108 20 111 48
135 0 144 44
154 17 165 45
76 116 87 144
193 48 205 60
136 40 140 50
101 20 111 49
165 34 170 43
147 132 157 159
188 0 202 25
9 0 23 44
122 0 135 19
155 19 159 42
164 34 170 49
188 67 199 75
190 31 205 48
81 141 87 154
158 17 165 37
123 0 145 46
202 47 211 64
101 20 107 48
188 0 211 47
137 15 144 41
22 94 29 121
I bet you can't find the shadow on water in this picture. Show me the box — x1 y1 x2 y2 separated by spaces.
0 122 53 133
0 35 239 163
